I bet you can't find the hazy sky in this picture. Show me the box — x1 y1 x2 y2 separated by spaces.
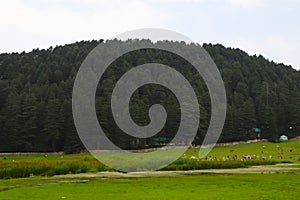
1 0 299 70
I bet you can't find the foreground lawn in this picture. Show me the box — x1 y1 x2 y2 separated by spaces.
0 174 299 199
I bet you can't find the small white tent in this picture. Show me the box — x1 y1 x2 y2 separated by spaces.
279 135 288 142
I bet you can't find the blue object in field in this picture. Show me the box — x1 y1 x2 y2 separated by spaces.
253 128 261 133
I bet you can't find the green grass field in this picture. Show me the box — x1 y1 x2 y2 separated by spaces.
0 141 300 163
1 140 300 199
0 174 299 199
1 140 299 163
201 140 300 162
0 140 299 178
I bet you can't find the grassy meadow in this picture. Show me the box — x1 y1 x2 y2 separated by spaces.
0 140 300 199
0 140 300 178
0 174 299 199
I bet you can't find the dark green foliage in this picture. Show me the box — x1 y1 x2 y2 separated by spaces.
0 159 280 179
204 44 300 142
0 41 98 152
0 160 112 179
161 159 279 171
0 41 299 152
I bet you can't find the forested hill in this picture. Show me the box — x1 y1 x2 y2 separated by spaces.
0 40 299 153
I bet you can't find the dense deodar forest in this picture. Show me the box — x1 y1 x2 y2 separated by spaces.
0 40 299 153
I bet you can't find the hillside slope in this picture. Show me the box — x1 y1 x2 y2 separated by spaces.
0 40 299 152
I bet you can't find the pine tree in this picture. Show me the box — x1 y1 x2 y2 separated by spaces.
19 92 38 151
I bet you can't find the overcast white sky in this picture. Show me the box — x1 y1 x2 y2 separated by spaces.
0 0 299 70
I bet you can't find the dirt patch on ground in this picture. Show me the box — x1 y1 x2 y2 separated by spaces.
47 163 300 179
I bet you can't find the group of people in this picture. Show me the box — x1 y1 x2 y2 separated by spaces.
197 145 299 161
